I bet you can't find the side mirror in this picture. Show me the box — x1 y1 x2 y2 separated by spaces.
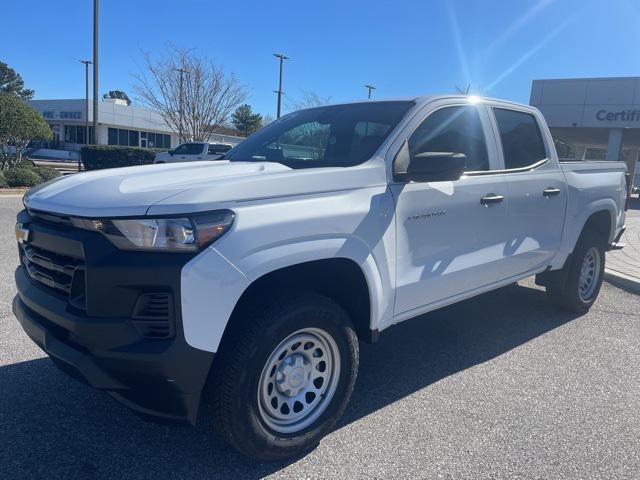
394 144 466 182
168 150 174 156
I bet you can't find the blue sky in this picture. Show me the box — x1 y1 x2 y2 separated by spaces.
2 0 640 119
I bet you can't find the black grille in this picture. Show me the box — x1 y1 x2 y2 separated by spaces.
132 293 174 338
28 210 73 225
21 244 86 307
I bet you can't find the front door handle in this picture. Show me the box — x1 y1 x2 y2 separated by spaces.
480 193 504 206
543 187 561 197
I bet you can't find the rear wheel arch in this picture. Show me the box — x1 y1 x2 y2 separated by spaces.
580 209 613 247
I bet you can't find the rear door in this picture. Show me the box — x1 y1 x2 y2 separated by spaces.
488 104 567 275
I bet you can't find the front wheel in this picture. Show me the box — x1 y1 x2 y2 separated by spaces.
547 231 605 313
206 292 359 461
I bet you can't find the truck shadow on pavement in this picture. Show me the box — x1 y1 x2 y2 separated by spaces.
1 282 582 479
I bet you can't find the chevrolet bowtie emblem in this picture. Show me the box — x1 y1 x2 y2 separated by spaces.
15 223 30 244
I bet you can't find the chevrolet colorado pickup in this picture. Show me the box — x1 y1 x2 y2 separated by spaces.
13 96 627 460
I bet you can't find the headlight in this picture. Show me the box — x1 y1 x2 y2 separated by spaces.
71 210 235 252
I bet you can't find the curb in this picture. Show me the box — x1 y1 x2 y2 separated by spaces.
604 269 640 294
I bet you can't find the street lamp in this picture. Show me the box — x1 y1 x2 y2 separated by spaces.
172 67 189 144
273 53 289 119
365 84 376 99
79 59 92 172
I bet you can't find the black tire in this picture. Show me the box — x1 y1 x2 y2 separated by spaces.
547 231 606 313
205 291 359 461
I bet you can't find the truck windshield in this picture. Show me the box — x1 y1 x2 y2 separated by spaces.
225 101 414 169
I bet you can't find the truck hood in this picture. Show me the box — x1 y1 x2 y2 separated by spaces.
24 159 387 217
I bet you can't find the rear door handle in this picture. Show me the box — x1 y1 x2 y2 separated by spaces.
480 193 504 206
543 187 561 197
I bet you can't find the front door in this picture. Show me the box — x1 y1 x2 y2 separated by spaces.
392 103 511 316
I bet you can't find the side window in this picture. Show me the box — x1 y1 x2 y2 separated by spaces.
493 108 547 169
409 106 489 171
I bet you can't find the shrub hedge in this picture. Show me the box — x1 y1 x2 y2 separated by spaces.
35 166 62 183
0 164 62 188
81 145 156 170
6 167 43 187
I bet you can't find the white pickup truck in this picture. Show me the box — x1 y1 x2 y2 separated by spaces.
13 96 628 461
153 142 232 163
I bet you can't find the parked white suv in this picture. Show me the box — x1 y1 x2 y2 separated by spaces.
154 142 232 163
14 96 627 461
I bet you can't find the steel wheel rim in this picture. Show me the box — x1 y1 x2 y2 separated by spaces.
257 327 341 434
579 247 601 302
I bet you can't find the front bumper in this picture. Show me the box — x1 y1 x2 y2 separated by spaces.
13 210 215 425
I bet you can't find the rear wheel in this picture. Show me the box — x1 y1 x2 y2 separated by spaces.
547 231 605 313
206 291 359 461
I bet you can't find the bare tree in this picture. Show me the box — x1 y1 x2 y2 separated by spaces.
281 90 332 160
133 46 247 142
286 89 331 112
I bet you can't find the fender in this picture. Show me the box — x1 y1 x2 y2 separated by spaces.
180 237 392 353
549 197 618 270
181 186 397 353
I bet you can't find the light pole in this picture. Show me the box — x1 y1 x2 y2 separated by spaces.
172 68 189 143
273 53 289 119
365 84 376 99
79 60 92 172
92 0 99 145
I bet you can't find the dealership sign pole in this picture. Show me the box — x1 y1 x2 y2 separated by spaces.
80 60 92 171
92 0 99 145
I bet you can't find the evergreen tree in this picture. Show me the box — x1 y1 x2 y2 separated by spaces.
0 61 34 100
231 104 262 136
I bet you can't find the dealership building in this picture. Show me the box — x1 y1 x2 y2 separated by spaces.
29 98 177 152
28 98 242 160
530 76 640 177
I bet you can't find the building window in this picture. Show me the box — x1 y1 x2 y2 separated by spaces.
118 129 128 146
106 128 169 148
129 130 139 147
64 125 92 145
153 133 170 149
108 128 118 145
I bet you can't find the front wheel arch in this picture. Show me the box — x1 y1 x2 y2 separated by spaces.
221 258 373 349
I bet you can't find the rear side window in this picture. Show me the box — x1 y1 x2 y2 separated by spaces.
408 106 489 171
493 108 547 169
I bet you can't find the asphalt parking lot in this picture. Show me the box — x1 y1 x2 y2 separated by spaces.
1 195 639 480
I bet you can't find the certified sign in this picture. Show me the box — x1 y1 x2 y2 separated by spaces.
596 109 640 122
